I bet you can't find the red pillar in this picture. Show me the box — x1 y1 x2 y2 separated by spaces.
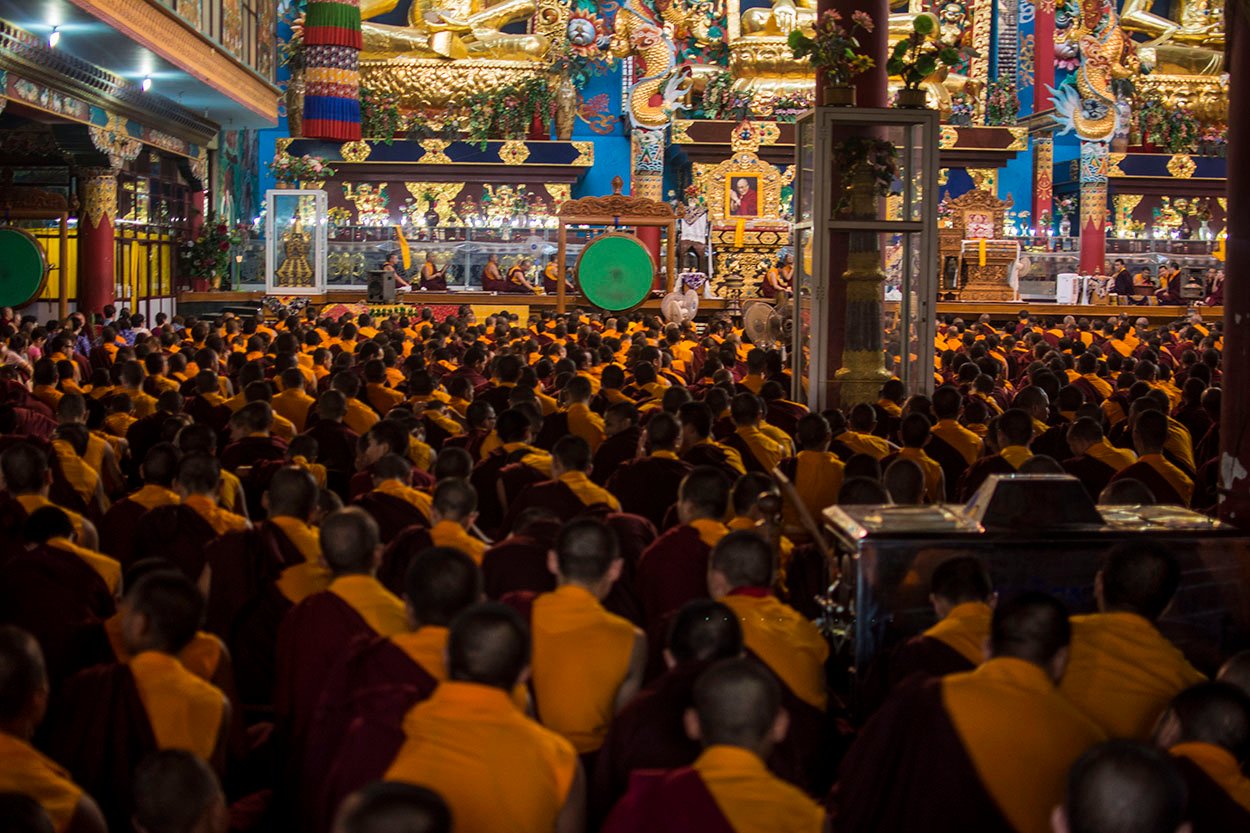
819 0 889 408
1220 0 1250 526
637 226 663 286
190 190 206 239
1031 0 1055 233
78 168 117 318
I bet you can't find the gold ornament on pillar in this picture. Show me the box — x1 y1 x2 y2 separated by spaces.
80 169 118 229
89 113 143 171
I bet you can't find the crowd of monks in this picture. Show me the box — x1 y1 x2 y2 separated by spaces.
0 301 1246 833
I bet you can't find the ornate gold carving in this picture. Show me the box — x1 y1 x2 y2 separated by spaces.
1006 127 1029 151
67 0 278 119
1114 194 1144 235
544 184 571 209
340 141 373 163
89 113 142 170
758 122 781 146
275 138 294 157
1166 153 1196 178
969 0 992 113
1136 73 1227 122
403 182 465 224
498 141 531 166
189 147 208 184
967 169 999 193
79 168 118 228
571 141 594 166
703 150 784 222
558 192 676 220
939 126 958 149
1218 197 1227 211
0 185 68 213
358 57 553 111
418 140 452 164
671 120 693 145
1107 152 1127 177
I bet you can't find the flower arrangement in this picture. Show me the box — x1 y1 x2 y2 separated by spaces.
459 77 552 147
701 71 755 121
770 91 816 122
834 136 899 214
1054 194 1077 220
1138 99 1200 153
181 216 241 289
985 78 1019 125
787 9 875 85
278 0 308 71
268 154 336 184
360 86 405 144
887 13 973 90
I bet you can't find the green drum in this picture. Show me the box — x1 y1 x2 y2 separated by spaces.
575 233 655 312
0 228 48 309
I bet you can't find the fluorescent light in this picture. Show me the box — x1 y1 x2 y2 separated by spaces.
141 75 152 92
48 26 60 47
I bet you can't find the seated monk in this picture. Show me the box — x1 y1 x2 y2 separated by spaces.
553 376 606 453
305 547 482 828
776 413 845 529
272 368 317 432
529 519 647 762
678 402 747 482
957 408 1036 501
636 466 732 629
1 441 99 549
1154 682 1250 830
591 402 644 488
504 436 620 529
602 658 827 833
0 508 118 682
419 255 447 292
132 750 228 833
443 400 495 463
363 360 405 419
43 571 231 830
480 254 507 292
243 380 298 442
607 413 693 530
708 531 826 789
504 258 541 295
183 371 233 437
303 391 362 495
592 599 743 818
133 454 248 580
348 421 432 503
925 388 981 501
834 593 1105 833
384 604 585 833
332 782 451 833
881 415 946 504
220 401 288 472
722 393 789 474
1108 410 1194 507
0 626 107 833
427 478 488 564
1059 541 1205 740
173 425 248 519
1056 741 1189 833
56 394 123 501
470 408 552 533
125 390 186 475
833 405 897 462
863 556 994 713
543 259 574 296
1062 417 1137 502
99 443 181 563
353 453 433 544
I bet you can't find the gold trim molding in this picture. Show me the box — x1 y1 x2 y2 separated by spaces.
80 167 118 228
340 140 373 163
499 141 530 166
1166 154 1196 179
571 141 594 166
418 140 452 164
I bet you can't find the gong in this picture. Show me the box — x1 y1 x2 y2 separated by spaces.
0 228 49 309
574 233 656 312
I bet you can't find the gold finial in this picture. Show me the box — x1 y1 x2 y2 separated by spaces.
611 176 624 195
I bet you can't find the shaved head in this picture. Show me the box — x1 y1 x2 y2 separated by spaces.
710 531 773 590
333 782 451 833
555 517 620 583
667 600 743 665
990 592 1070 667
1159 682 1250 760
124 571 204 655
0 625 46 723
404 547 483 627
133 750 226 833
321 508 380 574
1218 650 1250 699
0 794 54 833
0 442 48 494
1059 741 1187 833
141 443 181 488
692 658 781 748
266 466 319 520
447 603 529 690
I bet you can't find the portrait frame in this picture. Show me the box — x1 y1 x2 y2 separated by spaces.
725 172 763 219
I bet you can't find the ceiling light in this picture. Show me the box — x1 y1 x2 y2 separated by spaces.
48 26 60 47
142 75 152 92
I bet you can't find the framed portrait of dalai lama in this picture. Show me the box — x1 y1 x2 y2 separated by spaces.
726 173 762 218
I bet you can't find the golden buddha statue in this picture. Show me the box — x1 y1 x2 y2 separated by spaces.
360 0 549 61
276 217 315 288
1120 0 1223 74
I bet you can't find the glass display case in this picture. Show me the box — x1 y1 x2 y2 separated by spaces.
793 107 939 408
265 190 327 296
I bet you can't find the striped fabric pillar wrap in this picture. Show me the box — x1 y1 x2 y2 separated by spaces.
302 0 363 140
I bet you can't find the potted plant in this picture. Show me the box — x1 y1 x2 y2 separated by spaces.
267 154 336 187
985 78 1019 125
887 13 972 108
1055 194 1077 237
787 9 875 106
181 216 241 292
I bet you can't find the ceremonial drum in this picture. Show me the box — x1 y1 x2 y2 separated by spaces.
574 233 656 312
0 228 49 308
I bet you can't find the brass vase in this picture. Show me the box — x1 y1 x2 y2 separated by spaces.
823 85 856 107
286 67 305 138
555 75 577 141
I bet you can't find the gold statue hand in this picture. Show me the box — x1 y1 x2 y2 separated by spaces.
773 0 798 33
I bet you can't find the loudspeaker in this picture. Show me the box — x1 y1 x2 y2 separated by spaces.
367 269 395 303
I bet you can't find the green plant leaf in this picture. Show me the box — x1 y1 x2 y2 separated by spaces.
916 54 937 76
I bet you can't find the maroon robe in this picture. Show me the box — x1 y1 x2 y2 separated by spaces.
832 676 1015 833
303 635 441 833
1171 753 1250 832
636 525 712 628
913 437 968 502
185 395 233 438
957 455 1017 502
602 767 736 833
681 443 743 485
302 420 360 497
348 467 435 503
442 429 489 462
220 434 289 472
592 426 644 486
1110 461 1187 506
376 525 435 595
607 457 693 530
858 635 977 718
535 411 571 451
130 503 218 578
39 662 158 833
503 477 602 530
1070 376 1107 405
98 495 154 564
482 526 561 600
1062 455 1119 502
765 400 806 440
1030 425 1071 463
125 412 177 475
0 545 115 682
352 490 431 544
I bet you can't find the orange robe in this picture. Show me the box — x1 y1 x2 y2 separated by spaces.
0 733 85 833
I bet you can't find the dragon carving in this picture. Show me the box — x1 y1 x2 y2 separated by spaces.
609 0 694 130
1049 0 1139 142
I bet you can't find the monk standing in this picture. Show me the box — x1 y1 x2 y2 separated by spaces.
603 658 827 833
384 603 585 833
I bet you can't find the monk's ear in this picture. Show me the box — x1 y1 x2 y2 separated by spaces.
770 707 790 744
682 707 701 742
1093 571 1105 610
1049 805 1070 833
547 549 560 578
607 558 623 585
661 649 677 671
